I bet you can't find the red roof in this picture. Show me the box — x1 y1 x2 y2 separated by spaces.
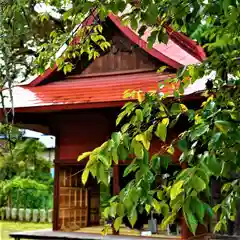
8 72 176 112
5 13 206 112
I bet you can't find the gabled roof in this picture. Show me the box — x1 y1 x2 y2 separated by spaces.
4 13 206 112
27 13 205 87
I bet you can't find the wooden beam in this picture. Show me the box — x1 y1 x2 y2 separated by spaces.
113 164 120 195
53 135 60 231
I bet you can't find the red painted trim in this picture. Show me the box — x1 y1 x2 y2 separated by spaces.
14 100 127 113
165 25 206 62
108 14 182 69
28 64 58 87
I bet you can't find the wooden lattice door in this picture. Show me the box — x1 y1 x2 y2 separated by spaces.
59 167 88 231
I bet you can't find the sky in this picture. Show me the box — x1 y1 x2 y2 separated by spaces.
22 129 55 149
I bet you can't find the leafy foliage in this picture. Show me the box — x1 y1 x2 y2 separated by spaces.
79 88 240 235
0 126 53 209
79 93 213 234
0 137 52 182
0 177 53 209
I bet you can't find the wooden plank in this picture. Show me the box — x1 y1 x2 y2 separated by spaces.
113 164 120 195
9 230 181 240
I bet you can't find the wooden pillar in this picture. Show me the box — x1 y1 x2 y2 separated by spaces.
181 217 193 239
113 164 120 195
112 164 120 235
53 134 60 231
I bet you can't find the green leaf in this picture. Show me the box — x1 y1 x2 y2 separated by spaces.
147 31 158 49
214 221 224 233
196 168 209 184
63 10 72 20
116 111 127 126
132 141 144 158
152 198 161 213
117 203 125 216
206 155 222 176
110 203 117 217
222 0 231 14
170 103 182 115
123 161 139 177
214 120 231 134
177 139 188 152
190 124 209 141
209 132 222 148
190 198 205 223
146 3 158 24
162 118 169 126
158 29 169 44
135 133 150 150
123 135 130 150
114 217 123 231
116 0 126 12
98 153 110 166
155 123 167 142
177 168 193 180
160 155 171 169
112 149 119 164
212 204 221 213
151 154 160 172
112 132 121 146
167 145 175 155
157 190 164 200
190 176 206 192
170 180 184 200
78 151 91 161
157 66 168 73
135 109 143 121
145 204 151 214
161 203 169 217
82 169 89 185
99 164 108 186
103 207 110 218
160 213 176 230
118 145 128 160
121 123 130 133
130 17 138 30
183 202 198 234
128 208 137 228
221 182 231 193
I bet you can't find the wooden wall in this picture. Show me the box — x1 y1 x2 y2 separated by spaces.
52 109 116 163
39 17 166 86
51 107 192 166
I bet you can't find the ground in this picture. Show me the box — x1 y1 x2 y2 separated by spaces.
0 221 51 240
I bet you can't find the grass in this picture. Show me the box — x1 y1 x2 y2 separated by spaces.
0 221 51 240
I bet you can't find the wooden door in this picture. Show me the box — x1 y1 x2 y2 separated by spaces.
59 167 88 231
